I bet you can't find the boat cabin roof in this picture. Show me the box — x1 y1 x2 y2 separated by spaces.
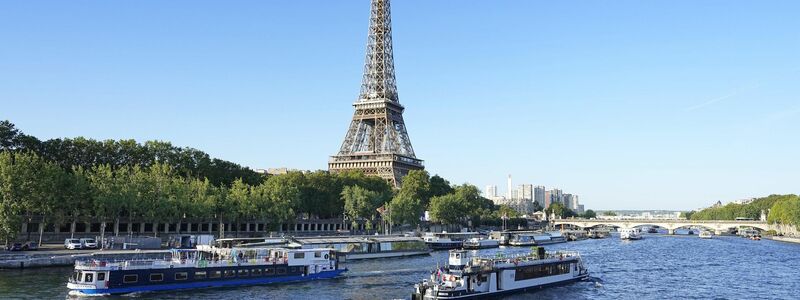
369 236 423 242
294 237 367 244
427 232 480 236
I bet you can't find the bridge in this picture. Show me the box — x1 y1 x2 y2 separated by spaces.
551 219 772 235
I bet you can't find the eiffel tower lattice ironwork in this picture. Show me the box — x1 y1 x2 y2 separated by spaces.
329 0 423 187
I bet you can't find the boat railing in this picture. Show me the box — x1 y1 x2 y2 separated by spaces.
75 254 290 270
467 250 581 267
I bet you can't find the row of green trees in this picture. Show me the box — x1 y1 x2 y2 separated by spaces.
0 151 298 244
1 121 263 186
688 194 800 228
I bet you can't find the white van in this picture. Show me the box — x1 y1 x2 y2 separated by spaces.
65 239 82 250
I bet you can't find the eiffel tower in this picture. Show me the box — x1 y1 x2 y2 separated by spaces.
329 0 423 187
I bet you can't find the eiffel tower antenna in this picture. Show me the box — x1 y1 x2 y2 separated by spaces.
329 0 423 187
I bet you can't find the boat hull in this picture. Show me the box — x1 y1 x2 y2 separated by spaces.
415 273 589 300
345 250 431 260
69 269 346 296
426 242 463 250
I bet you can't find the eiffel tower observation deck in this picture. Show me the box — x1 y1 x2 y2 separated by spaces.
329 0 423 187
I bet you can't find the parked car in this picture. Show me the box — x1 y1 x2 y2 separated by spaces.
22 241 38 251
64 238 82 250
6 243 23 251
80 238 98 249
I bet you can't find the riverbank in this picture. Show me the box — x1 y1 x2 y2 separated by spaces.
767 236 800 244
0 252 84 269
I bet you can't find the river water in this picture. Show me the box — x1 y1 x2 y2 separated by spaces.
1 233 799 299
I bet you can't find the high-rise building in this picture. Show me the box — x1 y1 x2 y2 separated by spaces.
506 174 513 200
520 184 533 200
544 191 552 209
534 186 546 210
329 0 423 187
563 194 573 209
548 189 563 208
485 185 498 198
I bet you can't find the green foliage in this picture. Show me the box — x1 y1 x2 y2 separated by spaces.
342 185 384 228
582 209 597 219
766 195 800 228
545 202 575 218
602 211 617 216
691 195 791 221
1 120 263 187
429 194 465 225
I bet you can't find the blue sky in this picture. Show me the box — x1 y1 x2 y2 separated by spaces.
2 1 798 210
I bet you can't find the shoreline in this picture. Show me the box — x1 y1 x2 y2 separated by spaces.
766 236 800 244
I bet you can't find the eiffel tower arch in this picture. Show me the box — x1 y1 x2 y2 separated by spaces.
328 0 424 187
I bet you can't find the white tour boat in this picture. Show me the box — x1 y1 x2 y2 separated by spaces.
462 238 500 250
619 228 642 240
67 246 345 296
411 248 589 299
698 231 713 239
423 232 481 250
508 232 567 246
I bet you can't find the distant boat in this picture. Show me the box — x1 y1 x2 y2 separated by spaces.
462 238 500 249
509 232 566 246
423 232 481 250
699 231 713 239
290 236 430 260
619 228 642 240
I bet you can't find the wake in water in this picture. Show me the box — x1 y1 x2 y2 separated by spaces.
344 268 423 278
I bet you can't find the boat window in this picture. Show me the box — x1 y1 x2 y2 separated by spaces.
150 273 164 282
74 271 81 282
224 270 236 277
97 272 105 281
209 271 221 279
277 267 286 275
265 267 275 275
315 252 321 258
252 268 262 276
294 252 305 259
289 267 296 273
238 269 249 276
175 272 188 281
84 273 94 283
195 271 207 279
123 274 138 283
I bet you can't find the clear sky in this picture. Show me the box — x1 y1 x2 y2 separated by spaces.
2 1 798 210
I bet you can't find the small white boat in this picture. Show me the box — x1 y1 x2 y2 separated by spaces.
619 228 642 240
423 232 481 250
462 238 500 249
698 231 713 239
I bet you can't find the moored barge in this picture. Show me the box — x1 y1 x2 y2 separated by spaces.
67 246 345 296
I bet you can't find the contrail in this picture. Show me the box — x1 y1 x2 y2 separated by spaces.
685 92 740 111
685 83 761 111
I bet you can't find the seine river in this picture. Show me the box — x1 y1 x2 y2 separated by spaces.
2 232 799 299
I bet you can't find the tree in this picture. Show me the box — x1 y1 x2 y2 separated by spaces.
0 151 24 242
767 195 800 228
400 170 431 206
602 211 617 216
582 209 597 219
389 192 423 227
429 194 467 225
341 185 383 230
428 175 453 199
